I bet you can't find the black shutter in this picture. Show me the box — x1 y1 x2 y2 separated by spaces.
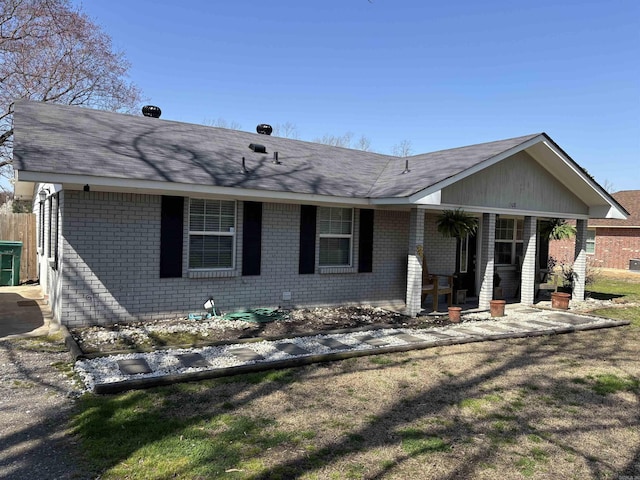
358 209 374 272
242 201 262 276
160 196 184 278
299 205 317 274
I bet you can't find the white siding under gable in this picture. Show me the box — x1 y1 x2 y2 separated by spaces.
441 151 589 215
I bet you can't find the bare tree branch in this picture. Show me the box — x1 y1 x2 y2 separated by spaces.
0 0 143 183
392 139 413 157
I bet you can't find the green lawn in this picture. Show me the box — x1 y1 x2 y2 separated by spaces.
69 276 640 479
587 275 640 326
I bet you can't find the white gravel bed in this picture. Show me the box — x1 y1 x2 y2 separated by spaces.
74 308 616 392
73 318 258 349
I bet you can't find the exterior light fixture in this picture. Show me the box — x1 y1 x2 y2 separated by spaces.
38 189 48 201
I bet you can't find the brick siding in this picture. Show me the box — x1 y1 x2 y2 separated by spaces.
549 228 640 270
57 191 412 327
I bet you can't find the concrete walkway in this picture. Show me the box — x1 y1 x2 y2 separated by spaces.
72 308 629 394
0 285 58 339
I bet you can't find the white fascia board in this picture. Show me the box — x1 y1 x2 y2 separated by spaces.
541 141 628 218
403 135 547 204
367 199 592 220
589 204 628 220
16 171 371 207
542 141 604 194
434 203 591 219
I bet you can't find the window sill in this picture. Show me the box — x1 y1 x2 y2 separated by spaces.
318 266 356 274
188 269 238 279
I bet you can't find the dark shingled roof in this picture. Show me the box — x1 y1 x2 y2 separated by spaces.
12 100 541 199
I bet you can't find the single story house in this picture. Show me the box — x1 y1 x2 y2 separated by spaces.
12 100 628 328
549 190 640 270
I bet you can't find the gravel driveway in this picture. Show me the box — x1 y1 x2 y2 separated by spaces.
0 336 87 480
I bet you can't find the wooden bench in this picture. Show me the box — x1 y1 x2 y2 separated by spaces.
421 255 454 312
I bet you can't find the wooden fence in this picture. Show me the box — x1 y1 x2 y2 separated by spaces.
0 213 38 283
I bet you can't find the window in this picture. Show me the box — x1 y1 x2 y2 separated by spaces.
38 201 44 251
319 207 353 266
495 217 523 265
47 194 59 266
188 199 236 269
586 229 596 254
459 234 469 274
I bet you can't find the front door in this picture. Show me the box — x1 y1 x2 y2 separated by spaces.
456 233 477 294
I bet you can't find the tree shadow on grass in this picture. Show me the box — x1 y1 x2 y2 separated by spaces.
69 327 640 479
586 291 626 301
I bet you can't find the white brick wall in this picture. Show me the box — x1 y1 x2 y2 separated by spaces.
424 213 456 274
58 192 410 327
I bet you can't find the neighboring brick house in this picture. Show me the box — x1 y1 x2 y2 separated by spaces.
549 190 640 270
12 101 627 327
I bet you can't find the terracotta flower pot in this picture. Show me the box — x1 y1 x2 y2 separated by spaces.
448 306 462 323
489 299 506 317
551 292 571 310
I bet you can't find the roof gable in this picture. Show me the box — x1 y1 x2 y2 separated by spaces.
440 149 589 215
590 190 640 227
367 134 540 198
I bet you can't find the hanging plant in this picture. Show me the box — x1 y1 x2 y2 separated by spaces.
436 208 478 239
540 218 576 241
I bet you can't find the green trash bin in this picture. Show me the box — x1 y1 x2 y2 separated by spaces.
0 241 23 286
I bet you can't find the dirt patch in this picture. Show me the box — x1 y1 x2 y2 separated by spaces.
71 306 455 354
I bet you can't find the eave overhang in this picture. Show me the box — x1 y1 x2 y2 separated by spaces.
371 134 629 221
14 171 371 207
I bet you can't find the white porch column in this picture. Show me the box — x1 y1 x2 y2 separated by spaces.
478 213 496 310
573 219 587 301
405 208 425 317
520 216 537 305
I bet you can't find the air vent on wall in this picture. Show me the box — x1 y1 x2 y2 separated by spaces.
249 143 267 153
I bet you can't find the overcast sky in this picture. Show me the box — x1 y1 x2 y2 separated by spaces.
70 0 639 192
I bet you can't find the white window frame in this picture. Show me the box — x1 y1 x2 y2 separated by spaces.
38 200 44 253
586 229 596 254
46 193 59 268
318 207 354 267
459 234 469 274
188 198 237 271
495 217 523 266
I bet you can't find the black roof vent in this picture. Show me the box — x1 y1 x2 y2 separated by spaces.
256 124 272 135
142 105 161 118
249 143 267 153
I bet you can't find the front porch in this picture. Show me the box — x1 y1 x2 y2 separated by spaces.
405 209 590 318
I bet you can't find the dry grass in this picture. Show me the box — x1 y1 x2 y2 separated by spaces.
75 325 640 479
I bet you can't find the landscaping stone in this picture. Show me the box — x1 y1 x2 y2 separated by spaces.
314 337 350 350
275 343 310 356
175 353 210 368
227 348 264 362
117 358 152 375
